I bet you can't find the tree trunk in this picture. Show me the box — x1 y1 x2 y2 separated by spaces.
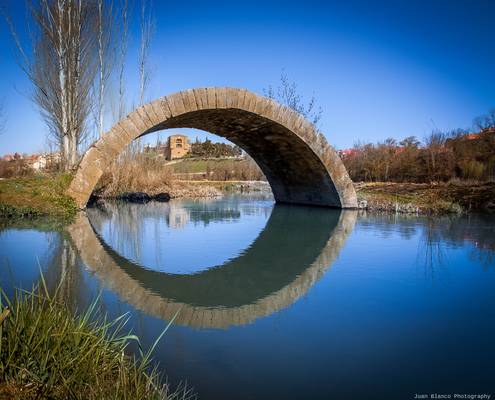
69 132 78 169
63 135 70 170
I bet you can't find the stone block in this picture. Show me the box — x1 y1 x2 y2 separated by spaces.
205 87 216 108
128 110 148 133
193 88 208 109
166 92 186 116
181 89 198 112
215 87 228 108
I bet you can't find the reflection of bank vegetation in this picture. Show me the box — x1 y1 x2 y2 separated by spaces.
358 212 495 277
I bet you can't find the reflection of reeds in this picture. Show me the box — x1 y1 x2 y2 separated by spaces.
87 199 250 268
469 249 495 270
418 218 448 281
417 214 495 279
0 279 195 400
88 202 151 264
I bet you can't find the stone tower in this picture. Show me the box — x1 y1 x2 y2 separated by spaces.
165 134 190 160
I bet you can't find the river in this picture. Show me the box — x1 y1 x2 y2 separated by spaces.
1 195 494 399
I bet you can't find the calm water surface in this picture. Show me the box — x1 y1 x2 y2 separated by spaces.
1 195 495 399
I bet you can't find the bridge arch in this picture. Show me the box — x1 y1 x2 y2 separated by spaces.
68 87 357 208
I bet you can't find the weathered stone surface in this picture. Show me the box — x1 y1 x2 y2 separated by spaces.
215 87 228 109
167 92 186 116
127 110 148 133
67 87 358 208
192 88 207 109
135 105 154 128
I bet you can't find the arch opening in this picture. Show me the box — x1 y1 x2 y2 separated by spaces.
68 88 357 208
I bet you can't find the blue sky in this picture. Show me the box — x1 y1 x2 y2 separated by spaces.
0 0 493 154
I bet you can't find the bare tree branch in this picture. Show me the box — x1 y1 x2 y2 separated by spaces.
118 0 129 119
94 0 114 139
473 108 495 131
139 0 153 106
264 70 323 127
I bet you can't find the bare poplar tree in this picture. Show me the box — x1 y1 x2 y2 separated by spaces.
264 71 323 127
139 0 153 106
95 0 114 138
3 1 98 170
118 0 129 119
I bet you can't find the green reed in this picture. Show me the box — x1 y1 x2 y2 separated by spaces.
0 276 194 400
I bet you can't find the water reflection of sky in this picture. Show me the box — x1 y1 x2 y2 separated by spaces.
91 197 274 274
0 229 58 296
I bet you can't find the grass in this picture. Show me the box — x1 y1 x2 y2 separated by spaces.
171 159 210 174
0 280 194 400
0 174 78 222
171 158 237 174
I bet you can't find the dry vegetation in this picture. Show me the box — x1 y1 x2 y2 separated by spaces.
96 153 224 199
95 147 265 199
342 125 495 183
97 153 174 197
0 159 40 179
356 181 495 214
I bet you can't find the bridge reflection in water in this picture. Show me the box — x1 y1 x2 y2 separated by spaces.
67 202 357 329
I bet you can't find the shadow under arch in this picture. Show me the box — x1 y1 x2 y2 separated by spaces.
67 206 357 329
67 88 357 209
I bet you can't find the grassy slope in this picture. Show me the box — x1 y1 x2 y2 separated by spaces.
0 174 78 221
171 158 240 173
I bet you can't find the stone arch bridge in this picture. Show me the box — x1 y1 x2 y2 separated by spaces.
68 87 357 208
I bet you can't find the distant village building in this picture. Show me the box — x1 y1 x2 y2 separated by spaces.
165 134 190 160
25 153 61 170
338 149 359 158
145 134 191 160
0 152 61 170
25 154 47 170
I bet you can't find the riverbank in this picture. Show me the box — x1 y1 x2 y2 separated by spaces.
102 179 495 215
94 179 270 202
355 181 495 214
0 175 270 223
1 175 494 221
